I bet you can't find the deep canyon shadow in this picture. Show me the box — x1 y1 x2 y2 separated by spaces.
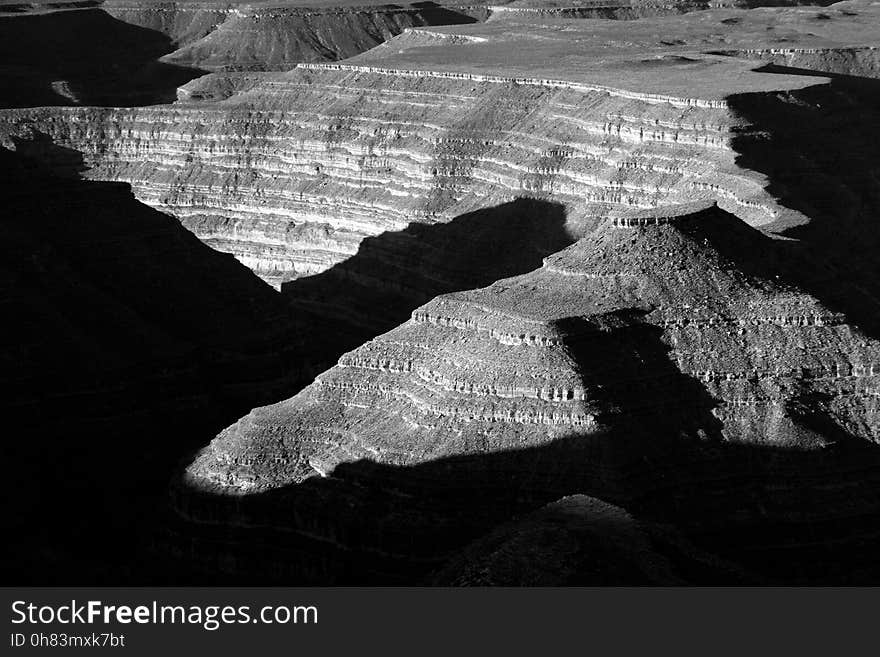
0 8 206 107
727 67 880 338
8 130 880 583
407 1 479 24
280 198 573 374
0 143 306 583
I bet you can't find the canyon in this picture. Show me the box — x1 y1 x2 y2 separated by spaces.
2 0 880 583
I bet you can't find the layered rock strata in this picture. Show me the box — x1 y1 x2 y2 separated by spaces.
1 72 757 286
178 204 880 582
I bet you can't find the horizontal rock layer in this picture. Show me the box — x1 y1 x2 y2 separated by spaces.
0 67 775 287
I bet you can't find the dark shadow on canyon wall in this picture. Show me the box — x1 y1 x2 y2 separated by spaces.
170 310 880 585
408 1 479 24
1 137 577 583
6 130 90 178
0 142 307 583
727 67 880 338
280 197 573 374
552 310 725 445
0 8 206 107
553 308 880 583
169 400 880 585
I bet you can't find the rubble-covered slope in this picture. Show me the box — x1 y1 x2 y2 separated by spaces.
101 1 237 48
99 0 836 75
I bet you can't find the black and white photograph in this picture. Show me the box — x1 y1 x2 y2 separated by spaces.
2 0 879 624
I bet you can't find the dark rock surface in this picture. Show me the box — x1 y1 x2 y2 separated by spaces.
0 7 206 106
0 144 302 582
431 495 752 585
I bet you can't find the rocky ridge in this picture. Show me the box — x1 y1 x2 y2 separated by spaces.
179 203 880 582
90 0 841 74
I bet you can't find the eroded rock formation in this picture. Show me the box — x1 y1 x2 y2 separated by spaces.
178 204 880 582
